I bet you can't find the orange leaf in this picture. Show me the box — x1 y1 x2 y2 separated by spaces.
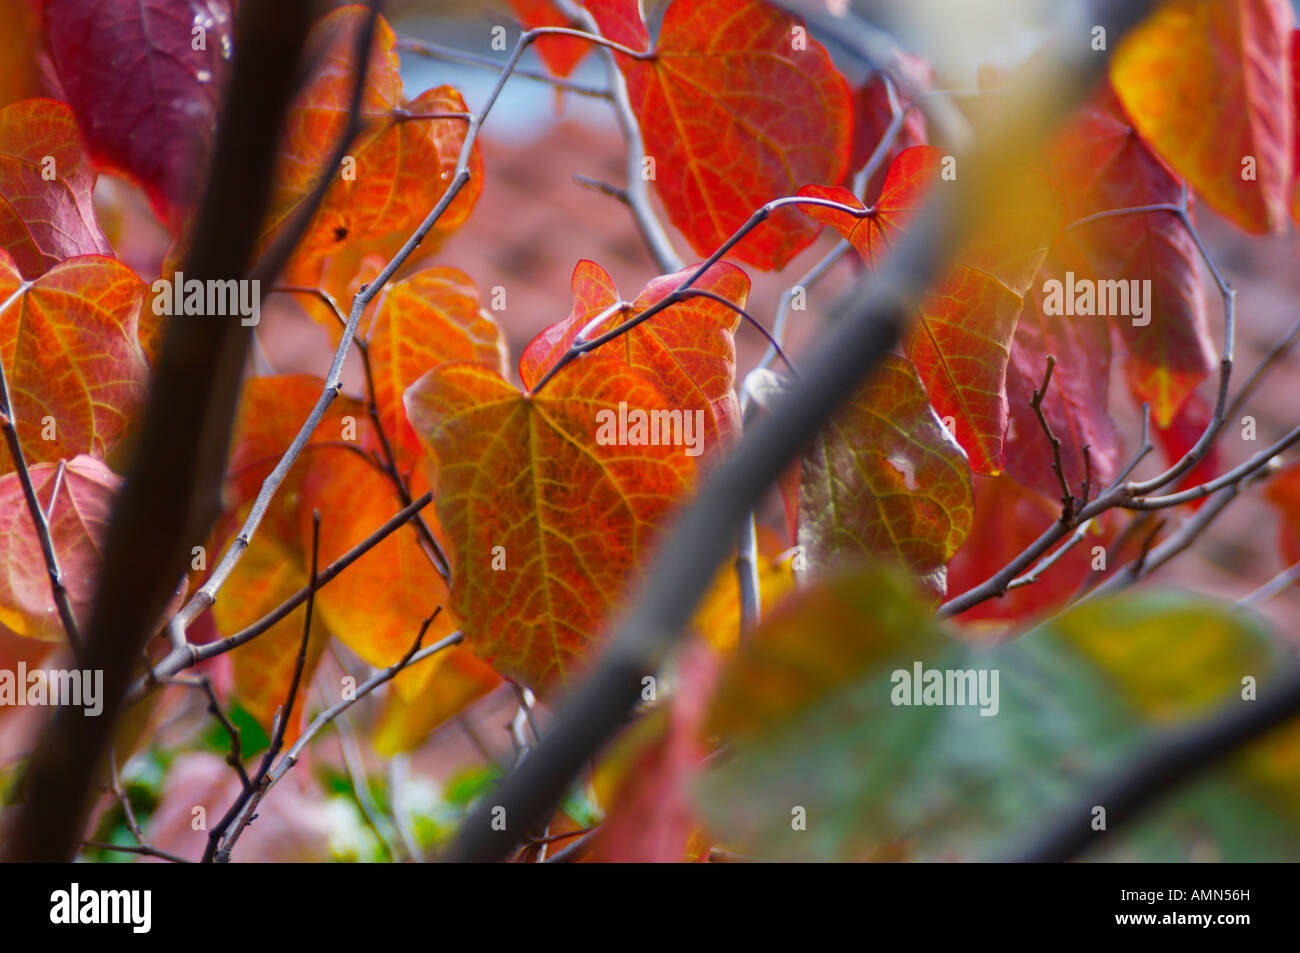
798 355 973 601
1111 0 1294 234
366 266 508 468
0 253 148 472
406 360 695 692
211 513 329 744
507 0 593 78
0 99 112 278
585 0 852 270
264 7 481 300
0 0 43 111
689 524 795 654
224 374 370 512
519 259 747 456
0 455 119 641
297 448 458 690
373 647 501 755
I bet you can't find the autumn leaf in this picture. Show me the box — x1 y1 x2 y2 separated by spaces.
520 259 747 456
700 573 1300 860
689 524 795 654
264 6 481 301
1111 0 1294 234
1003 263 1120 499
365 266 508 468
0 455 119 641
584 0 852 270
406 359 695 692
1048 88 1214 427
43 0 234 232
847 53 931 203
0 253 148 472
1264 462 1300 567
590 640 719 862
0 0 43 111
797 355 973 601
508 0 593 78
223 374 371 511
373 646 501 755
945 474 1105 625
211 512 329 743
802 145 1061 473
1292 29 1300 222
1152 390 1223 510
0 99 112 278
297 449 458 692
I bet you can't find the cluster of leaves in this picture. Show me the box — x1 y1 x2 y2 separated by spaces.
2 0 1300 862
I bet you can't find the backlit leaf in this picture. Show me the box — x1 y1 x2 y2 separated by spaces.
406 359 695 692
1111 0 1294 234
43 0 234 231
1048 88 1214 427
211 513 329 743
802 146 1061 473
1003 263 1120 499
798 355 973 601
365 266 508 468
0 253 148 472
508 0 593 78
297 449 458 692
0 99 112 277
585 0 852 270
0 455 118 641
373 646 501 755
520 259 747 456
264 7 481 297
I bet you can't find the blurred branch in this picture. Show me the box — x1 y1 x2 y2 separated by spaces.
1008 663 1300 862
5 0 320 863
444 0 1162 862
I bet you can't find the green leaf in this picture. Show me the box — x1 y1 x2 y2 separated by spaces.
697 576 1300 861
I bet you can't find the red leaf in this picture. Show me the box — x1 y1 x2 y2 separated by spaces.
43 0 234 231
1048 89 1214 427
1152 390 1223 510
519 259 747 456
847 54 931 203
584 0 851 270
0 455 119 641
591 640 719 862
405 360 696 693
507 0 592 78
1111 0 1294 234
1004 263 1121 499
0 99 111 277
802 146 1061 473
946 474 1102 625
1265 463 1300 566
